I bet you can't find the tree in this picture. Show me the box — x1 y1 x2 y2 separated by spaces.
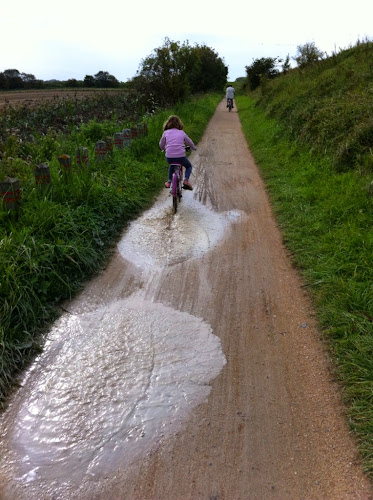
134 38 191 107
131 38 228 110
94 71 120 88
245 57 280 90
294 42 324 68
282 54 291 73
189 44 227 93
0 69 42 89
65 78 81 88
84 75 95 87
0 69 23 89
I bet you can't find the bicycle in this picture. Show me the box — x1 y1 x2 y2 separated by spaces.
162 146 191 214
227 98 233 112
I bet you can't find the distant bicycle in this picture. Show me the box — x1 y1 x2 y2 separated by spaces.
227 98 233 112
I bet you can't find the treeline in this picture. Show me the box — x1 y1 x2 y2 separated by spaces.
0 69 122 90
0 70 42 90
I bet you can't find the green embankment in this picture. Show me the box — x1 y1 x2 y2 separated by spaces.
0 93 222 406
236 41 373 476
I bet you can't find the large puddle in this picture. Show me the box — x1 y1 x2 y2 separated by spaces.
0 192 243 499
117 194 234 269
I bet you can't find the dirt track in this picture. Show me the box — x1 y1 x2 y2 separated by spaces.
1 100 372 499
102 100 373 499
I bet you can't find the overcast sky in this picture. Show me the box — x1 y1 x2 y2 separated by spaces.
2 0 372 83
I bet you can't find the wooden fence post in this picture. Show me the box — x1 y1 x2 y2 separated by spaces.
76 147 89 168
34 163 51 190
114 132 124 150
0 177 21 211
122 129 131 147
58 154 72 180
105 136 114 153
95 141 107 161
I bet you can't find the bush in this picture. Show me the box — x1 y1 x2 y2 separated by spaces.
245 57 280 90
294 42 325 68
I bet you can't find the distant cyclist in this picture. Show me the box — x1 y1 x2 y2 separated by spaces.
226 84 235 108
159 115 196 190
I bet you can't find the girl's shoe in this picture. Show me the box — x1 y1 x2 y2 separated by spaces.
165 181 171 188
183 180 193 190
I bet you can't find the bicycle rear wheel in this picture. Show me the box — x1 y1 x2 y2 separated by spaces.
178 168 183 204
171 172 178 214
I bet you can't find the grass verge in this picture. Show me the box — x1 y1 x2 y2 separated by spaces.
236 94 373 477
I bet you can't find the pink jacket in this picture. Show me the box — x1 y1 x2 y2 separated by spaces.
159 128 196 158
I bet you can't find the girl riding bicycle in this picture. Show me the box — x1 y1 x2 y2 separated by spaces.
159 115 196 190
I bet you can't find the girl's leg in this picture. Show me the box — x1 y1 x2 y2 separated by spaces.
180 157 192 180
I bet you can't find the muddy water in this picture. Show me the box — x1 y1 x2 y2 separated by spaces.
0 190 237 499
117 195 235 269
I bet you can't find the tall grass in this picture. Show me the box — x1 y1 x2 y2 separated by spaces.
0 93 221 406
236 93 373 477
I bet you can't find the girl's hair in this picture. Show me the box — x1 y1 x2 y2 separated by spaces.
163 115 184 131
